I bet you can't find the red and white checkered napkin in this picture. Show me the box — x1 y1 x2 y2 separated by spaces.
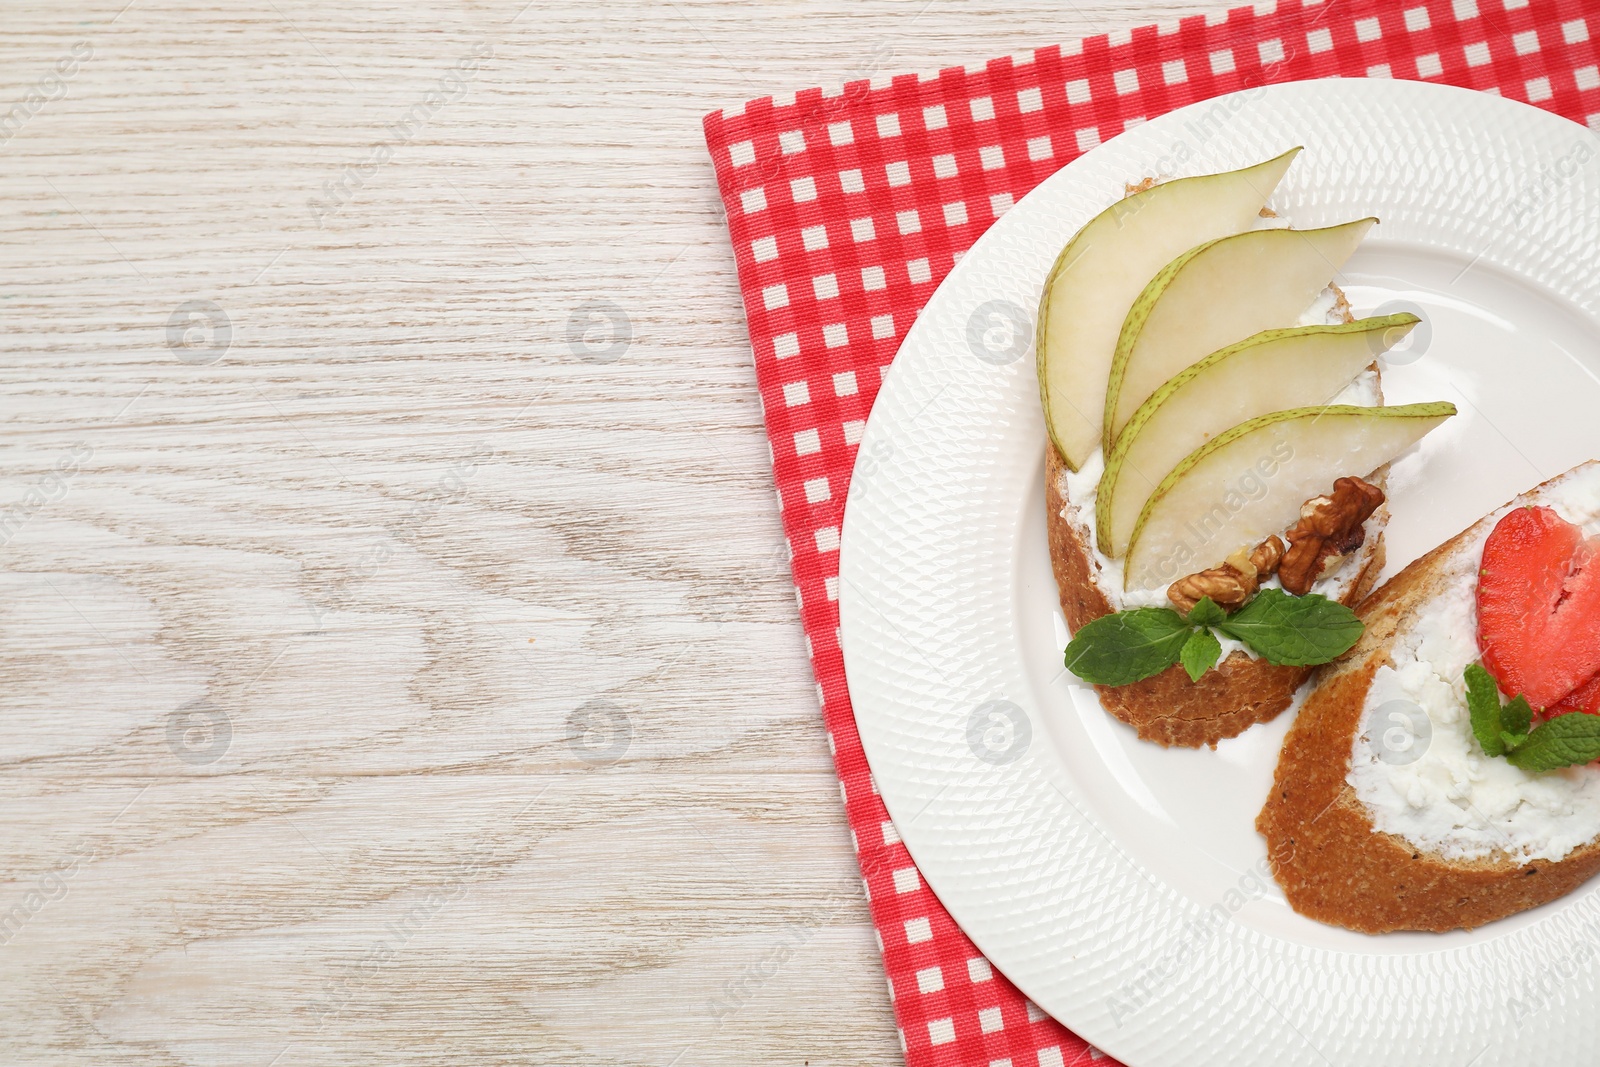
702 2 1600 1063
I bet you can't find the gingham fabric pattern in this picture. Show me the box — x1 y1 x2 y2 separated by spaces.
701 2 1600 1063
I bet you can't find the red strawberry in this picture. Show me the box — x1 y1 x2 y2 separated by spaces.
1550 671 1600 717
1477 505 1600 711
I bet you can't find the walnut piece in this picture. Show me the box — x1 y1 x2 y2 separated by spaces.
1278 477 1385 595
1250 535 1285 577
1166 535 1287 614
1167 564 1255 614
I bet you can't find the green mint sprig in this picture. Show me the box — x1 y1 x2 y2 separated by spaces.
1179 629 1223 683
1062 589 1363 686
1217 588 1366 667
1060 607 1192 686
1465 663 1600 771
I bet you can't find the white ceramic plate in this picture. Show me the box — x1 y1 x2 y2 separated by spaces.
839 79 1600 1067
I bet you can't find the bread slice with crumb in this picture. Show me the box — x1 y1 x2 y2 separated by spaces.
1046 444 1387 748
1257 462 1600 933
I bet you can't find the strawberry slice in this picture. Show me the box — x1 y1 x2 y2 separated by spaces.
1550 671 1600 717
1477 505 1600 710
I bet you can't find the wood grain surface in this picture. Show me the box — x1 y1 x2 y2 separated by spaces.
0 2 1209 1063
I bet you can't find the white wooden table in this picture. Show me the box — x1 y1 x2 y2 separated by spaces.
0 2 1210 1062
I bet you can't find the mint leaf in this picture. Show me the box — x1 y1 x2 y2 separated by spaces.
1500 729 1530 751
1506 713 1600 771
1179 628 1222 682
1464 664 1579 768
1063 608 1190 686
1215 589 1364 667
1185 597 1225 628
1502 694 1533 739
1465 664 1506 757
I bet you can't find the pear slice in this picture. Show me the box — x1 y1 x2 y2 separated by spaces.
1122 401 1456 592
1037 148 1301 471
1095 313 1419 558
1102 217 1377 452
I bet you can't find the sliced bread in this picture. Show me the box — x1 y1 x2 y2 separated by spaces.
1257 461 1600 933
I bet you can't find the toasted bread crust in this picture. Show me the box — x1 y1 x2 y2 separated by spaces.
1045 444 1384 748
1257 468 1600 933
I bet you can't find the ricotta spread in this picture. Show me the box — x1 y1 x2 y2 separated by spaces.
1348 463 1600 864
